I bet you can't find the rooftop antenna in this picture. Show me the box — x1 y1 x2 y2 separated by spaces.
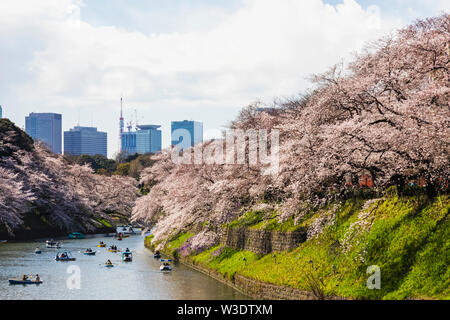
119 97 125 152
135 109 138 129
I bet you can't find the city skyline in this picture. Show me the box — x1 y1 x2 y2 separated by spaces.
1 0 448 158
5 104 205 158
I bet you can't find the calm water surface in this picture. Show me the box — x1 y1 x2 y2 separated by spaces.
0 235 248 300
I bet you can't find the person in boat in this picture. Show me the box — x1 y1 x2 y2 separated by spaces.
106 259 112 265
125 248 130 252
99 241 104 245
22 275 28 281
60 253 66 258
35 274 40 282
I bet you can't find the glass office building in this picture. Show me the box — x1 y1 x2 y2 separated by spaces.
171 120 203 150
64 126 107 157
121 125 162 155
25 112 62 154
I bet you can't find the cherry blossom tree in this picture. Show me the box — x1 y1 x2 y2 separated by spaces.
133 15 449 249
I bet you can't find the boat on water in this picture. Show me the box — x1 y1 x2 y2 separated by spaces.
97 242 106 247
55 251 76 261
68 232 85 239
153 251 161 259
122 251 133 262
160 259 172 272
9 279 43 285
117 225 138 235
46 240 61 248
104 259 114 268
83 249 96 256
108 245 121 253
34 248 42 254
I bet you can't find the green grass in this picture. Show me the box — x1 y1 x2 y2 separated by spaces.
144 234 154 246
188 194 450 300
97 218 112 228
167 232 194 251
191 246 261 280
228 210 266 229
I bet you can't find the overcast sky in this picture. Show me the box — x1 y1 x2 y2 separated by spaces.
1 0 448 158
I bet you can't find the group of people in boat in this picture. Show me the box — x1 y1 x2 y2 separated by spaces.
22 274 40 282
85 248 93 253
110 245 118 251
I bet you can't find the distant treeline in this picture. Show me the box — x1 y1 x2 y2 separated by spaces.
64 152 157 180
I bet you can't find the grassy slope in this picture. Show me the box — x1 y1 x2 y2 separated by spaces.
177 192 449 300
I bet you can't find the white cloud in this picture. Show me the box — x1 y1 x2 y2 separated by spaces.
0 0 444 156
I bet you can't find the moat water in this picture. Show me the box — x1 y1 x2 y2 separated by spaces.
0 235 248 300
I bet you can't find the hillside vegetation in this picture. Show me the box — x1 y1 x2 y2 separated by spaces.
0 119 139 239
137 15 449 299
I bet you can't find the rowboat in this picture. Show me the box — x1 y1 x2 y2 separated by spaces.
46 240 61 248
68 232 84 239
34 248 42 254
160 259 172 272
55 251 76 261
104 264 114 268
83 250 96 256
153 251 161 259
9 279 43 285
117 226 138 235
97 243 106 248
122 251 133 262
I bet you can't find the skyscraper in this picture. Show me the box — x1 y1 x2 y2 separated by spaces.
136 125 162 154
121 125 162 155
0 105 2 118
25 113 62 154
64 126 107 157
171 120 203 150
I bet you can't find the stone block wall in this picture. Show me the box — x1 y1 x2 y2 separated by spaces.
221 226 307 254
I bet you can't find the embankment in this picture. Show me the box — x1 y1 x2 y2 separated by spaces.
146 193 450 300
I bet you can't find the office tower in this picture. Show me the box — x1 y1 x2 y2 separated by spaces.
25 112 62 154
121 130 137 155
136 125 162 154
64 126 108 157
0 105 2 118
171 120 203 150
121 125 162 155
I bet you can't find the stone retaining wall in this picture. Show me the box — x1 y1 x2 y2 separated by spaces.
182 258 327 300
221 227 307 254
